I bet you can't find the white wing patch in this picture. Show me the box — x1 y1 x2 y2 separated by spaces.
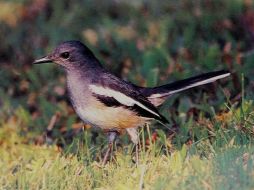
149 73 230 99
89 84 160 117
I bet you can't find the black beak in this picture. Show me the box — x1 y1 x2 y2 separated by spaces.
33 56 52 64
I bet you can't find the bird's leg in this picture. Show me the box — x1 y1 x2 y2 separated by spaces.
135 141 140 165
102 131 117 165
126 128 139 164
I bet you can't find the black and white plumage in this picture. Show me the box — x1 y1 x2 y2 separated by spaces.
33 40 230 163
141 70 230 106
89 83 169 124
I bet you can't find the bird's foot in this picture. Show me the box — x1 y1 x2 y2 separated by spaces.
101 131 118 166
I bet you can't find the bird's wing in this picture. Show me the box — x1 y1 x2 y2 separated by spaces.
90 73 168 124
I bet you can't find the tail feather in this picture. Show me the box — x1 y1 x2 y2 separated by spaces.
141 70 230 106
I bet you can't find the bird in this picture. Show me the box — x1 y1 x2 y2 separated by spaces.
33 40 230 164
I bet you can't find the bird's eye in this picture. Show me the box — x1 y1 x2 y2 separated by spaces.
60 52 70 59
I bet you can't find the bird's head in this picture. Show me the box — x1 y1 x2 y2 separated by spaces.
33 40 101 71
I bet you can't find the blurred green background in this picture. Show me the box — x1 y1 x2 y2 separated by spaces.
1 0 254 189
0 0 253 145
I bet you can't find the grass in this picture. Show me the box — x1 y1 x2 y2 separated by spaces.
1 134 254 189
1 98 254 189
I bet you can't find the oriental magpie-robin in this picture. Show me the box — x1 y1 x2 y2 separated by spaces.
34 40 230 164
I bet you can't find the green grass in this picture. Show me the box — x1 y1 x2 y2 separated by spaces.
1 99 254 189
1 132 254 189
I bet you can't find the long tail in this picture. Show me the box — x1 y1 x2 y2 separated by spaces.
140 70 230 106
